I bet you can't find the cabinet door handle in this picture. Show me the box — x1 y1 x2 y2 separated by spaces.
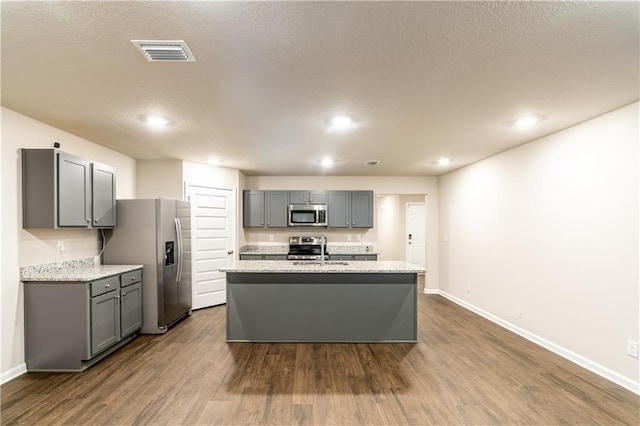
94 219 98 223
122 292 126 297
105 284 110 288
131 276 135 281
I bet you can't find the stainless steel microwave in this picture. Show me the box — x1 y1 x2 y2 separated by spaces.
288 205 328 227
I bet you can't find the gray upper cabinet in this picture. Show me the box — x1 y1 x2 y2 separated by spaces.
22 149 117 229
327 190 373 229
243 189 372 228
58 152 92 227
243 190 265 227
243 190 288 228
327 191 351 228
350 191 373 228
91 163 116 228
265 191 288 227
290 191 326 205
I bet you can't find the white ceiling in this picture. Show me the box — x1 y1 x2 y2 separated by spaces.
2 1 638 176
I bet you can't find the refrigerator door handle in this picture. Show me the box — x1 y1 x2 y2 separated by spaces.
174 218 183 283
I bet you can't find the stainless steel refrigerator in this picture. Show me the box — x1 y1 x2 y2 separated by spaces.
103 198 192 334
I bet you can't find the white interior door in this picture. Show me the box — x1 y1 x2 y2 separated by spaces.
186 184 236 309
406 203 426 267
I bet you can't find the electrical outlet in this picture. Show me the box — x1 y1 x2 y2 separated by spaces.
56 240 65 253
518 307 524 318
347 234 352 241
627 340 639 358
466 283 471 293
93 255 101 265
269 234 274 242
357 234 362 241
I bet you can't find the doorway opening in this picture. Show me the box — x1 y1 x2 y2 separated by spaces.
376 194 426 266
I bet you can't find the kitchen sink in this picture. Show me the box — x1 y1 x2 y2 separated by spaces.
293 261 349 266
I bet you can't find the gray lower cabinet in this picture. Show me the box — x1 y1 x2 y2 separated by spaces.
240 254 288 260
22 149 116 229
328 254 378 261
90 289 120 355
24 269 142 372
120 281 142 337
355 254 377 261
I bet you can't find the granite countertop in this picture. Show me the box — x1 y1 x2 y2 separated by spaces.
20 257 143 282
239 244 378 255
220 260 424 274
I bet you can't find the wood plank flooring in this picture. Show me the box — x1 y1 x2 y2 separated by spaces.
1 294 638 425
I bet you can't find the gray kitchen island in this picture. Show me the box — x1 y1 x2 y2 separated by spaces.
220 260 424 343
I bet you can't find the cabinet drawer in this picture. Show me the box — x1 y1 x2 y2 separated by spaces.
329 255 354 261
121 269 142 287
240 254 264 260
354 255 377 261
90 276 120 297
262 254 288 260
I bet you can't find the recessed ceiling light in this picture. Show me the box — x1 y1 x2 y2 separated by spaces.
514 116 540 129
320 158 334 167
328 114 357 132
208 158 221 166
141 115 172 129
438 157 452 166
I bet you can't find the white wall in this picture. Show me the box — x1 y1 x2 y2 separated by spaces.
438 102 639 389
136 160 183 199
1 107 137 382
377 195 401 260
243 176 439 288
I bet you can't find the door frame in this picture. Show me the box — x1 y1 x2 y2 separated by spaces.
184 182 238 308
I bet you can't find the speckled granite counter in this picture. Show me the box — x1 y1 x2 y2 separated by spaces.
221 260 423 274
21 257 143 282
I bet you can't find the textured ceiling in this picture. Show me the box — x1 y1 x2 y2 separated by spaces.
2 1 638 176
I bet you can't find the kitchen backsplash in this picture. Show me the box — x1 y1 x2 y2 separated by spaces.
243 228 376 244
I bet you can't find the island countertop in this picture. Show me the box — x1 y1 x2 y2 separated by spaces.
220 260 425 274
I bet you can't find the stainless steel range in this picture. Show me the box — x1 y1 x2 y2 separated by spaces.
287 236 328 260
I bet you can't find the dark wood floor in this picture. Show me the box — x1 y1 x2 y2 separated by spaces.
2 294 638 425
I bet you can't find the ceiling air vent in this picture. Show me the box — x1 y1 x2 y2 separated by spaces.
131 40 195 62
364 160 380 166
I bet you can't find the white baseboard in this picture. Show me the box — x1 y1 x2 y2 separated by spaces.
1 363 26 385
423 288 640 395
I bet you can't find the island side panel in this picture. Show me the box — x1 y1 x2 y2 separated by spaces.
226 273 417 342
